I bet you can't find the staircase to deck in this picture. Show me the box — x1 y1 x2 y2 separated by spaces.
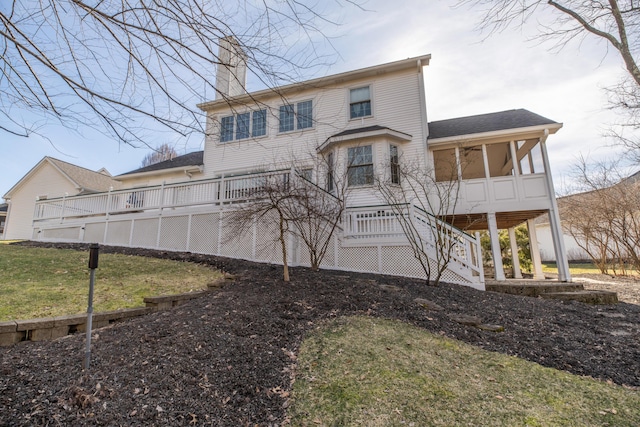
485 280 619 304
343 204 484 287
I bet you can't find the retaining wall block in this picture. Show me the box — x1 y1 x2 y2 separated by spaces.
16 318 55 332
0 321 23 346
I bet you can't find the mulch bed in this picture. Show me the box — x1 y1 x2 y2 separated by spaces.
1 242 639 426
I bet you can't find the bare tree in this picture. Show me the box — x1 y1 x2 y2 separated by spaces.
286 159 347 271
224 158 346 281
460 1 640 154
561 157 640 274
225 171 296 282
1 1 358 146
140 143 178 167
376 154 466 286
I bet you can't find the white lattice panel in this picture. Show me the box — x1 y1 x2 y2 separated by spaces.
321 233 336 267
337 246 378 272
220 214 253 259
255 212 283 263
131 218 159 248
294 222 338 269
105 221 132 246
84 223 105 243
380 246 427 278
188 213 219 255
159 216 189 251
42 227 81 240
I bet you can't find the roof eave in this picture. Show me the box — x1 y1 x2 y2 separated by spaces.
428 123 563 147
317 128 412 153
198 54 432 112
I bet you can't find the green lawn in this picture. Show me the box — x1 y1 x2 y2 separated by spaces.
543 262 600 275
0 245 221 321
289 317 639 426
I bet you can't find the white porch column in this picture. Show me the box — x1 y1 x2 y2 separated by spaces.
526 219 545 280
508 227 523 279
539 134 571 282
487 212 506 281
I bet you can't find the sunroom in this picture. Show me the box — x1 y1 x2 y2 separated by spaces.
427 109 571 283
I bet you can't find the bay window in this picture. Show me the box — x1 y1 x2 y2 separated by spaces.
347 145 374 186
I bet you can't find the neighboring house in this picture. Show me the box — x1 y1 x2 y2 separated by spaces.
2 157 121 240
536 171 640 263
9 38 571 287
0 203 7 238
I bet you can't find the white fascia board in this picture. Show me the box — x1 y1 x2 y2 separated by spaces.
428 123 563 148
198 54 432 112
317 128 412 153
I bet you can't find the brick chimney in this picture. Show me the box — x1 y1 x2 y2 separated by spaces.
215 36 247 99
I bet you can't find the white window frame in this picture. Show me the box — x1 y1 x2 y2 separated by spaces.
347 144 374 187
278 99 314 134
219 109 268 143
349 85 372 120
389 144 400 185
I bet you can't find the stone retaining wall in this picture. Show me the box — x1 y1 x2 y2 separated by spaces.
0 275 234 346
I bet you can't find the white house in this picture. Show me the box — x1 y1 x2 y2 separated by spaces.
6 39 571 288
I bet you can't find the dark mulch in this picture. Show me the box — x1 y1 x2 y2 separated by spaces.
1 242 639 426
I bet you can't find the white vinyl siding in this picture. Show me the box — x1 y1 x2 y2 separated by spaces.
4 163 78 240
203 67 427 208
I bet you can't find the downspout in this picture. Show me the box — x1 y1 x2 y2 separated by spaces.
540 129 571 282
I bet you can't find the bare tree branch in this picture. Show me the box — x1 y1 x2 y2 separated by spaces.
0 1 358 146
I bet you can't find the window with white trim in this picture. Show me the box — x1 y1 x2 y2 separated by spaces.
326 152 334 192
350 86 371 119
390 145 400 184
347 145 374 186
219 109 267 142
279 100 313 132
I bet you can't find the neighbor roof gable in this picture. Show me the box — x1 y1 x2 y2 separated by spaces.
3 157 119 199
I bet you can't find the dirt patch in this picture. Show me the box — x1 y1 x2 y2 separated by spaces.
1 241 639 426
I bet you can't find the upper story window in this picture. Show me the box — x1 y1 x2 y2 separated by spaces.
347 145 374 187
219 109 267 142
279 100 313 133
350 86 371 119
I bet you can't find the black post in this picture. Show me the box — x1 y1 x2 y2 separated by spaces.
84 244 99 370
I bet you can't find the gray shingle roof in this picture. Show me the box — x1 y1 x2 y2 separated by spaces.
119 151 204 176
331 125 398 138
47 158 119 193
428 109 558 140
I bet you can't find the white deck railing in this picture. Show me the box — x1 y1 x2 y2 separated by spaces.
33 170 291 222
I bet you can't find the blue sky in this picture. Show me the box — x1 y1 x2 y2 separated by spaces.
1 0 629 197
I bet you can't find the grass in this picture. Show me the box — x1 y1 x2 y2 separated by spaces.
0 245 221 321
543 262 607 275
289 316 640 426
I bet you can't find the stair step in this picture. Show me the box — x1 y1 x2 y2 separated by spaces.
486 283 584 297
540 290 619 305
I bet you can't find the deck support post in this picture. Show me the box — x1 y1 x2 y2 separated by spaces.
508 227 523 279
527 219 545 280
487 212 506 281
